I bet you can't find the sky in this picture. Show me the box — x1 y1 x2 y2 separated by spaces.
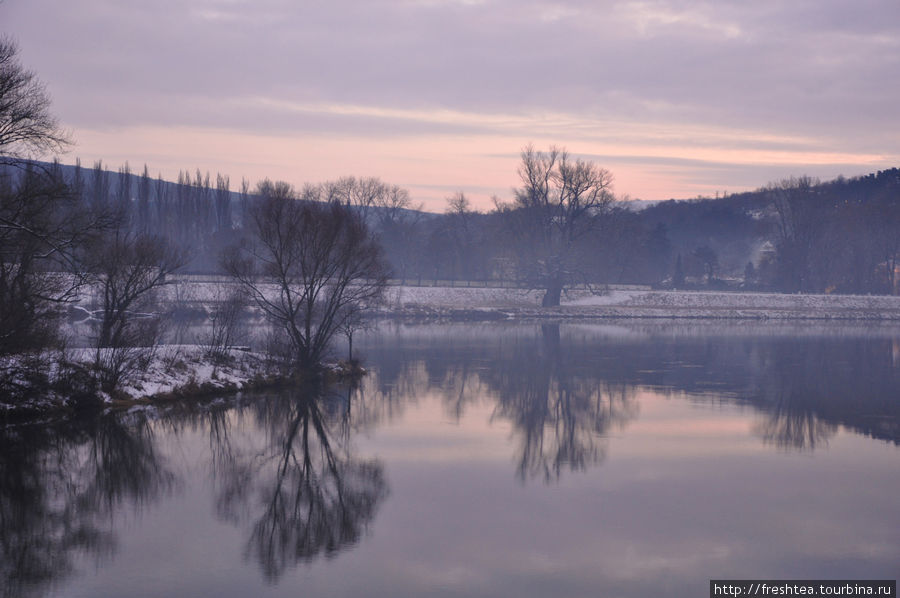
3 0 900 212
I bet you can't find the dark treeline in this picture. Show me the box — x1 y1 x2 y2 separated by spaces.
16 158 900 297
642 170 900 294
2 160 419 274
402 167 900 295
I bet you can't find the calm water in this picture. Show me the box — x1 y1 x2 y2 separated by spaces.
4 322 899 598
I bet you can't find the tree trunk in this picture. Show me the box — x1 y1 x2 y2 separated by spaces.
541 280 562 307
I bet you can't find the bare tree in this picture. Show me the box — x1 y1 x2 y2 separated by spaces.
323 176 388 223
373 183 414 227
497 145 616 306
443 192 478 281
86 224 184 390
0 165 97 353
224 182 389 369
0 37 70 163
0 41 109 354
200 285 246 364
368 183 421 283
768 176 823 292
321 176 419 231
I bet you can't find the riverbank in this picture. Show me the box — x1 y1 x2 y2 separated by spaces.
379 287 900 320
0 346 360 420
79 278 900 321
9 285 900 418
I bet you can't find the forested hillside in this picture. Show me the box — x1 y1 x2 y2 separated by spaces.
11 160 900 295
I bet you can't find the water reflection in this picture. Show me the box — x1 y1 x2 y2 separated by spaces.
1 323 899 597
0 383 388 595
357 323 900 457
0 417 173 598
204 384 387 582
358 324 640 482
485 325 637 482
748 337 900 450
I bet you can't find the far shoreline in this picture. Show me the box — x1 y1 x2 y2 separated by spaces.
6 285 900 421
375 286 900 321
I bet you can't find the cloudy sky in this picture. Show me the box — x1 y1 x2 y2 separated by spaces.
4 0 899 211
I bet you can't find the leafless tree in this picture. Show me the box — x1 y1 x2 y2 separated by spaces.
0 42 119 356
768 176 823 292
323 176 387 223
223 181 389 369
0 37 70 163
321 176 420 230
200 285 246 364
497 145 616 306
0 166 84 353
85 224 184 390
373 184 414 227
0 173 112 355
442 192 479 281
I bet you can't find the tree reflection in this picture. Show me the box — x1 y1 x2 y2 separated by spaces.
0 416 173 598
747 339 874 451
208 383 387 582
753 402 837 451
356 323 639 483
485 325 637 482
356 323 900 464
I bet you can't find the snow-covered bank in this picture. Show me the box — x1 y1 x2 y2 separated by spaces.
77 278 900 321
379 286 900 320
89 345 272 402
0 346 357 419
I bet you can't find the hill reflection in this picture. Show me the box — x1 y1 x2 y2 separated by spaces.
356 323 900 457
2 322 899 596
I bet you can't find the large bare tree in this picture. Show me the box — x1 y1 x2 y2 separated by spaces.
0 164 83 353
497 145 616 306
85 223 184 390
88 229 183 350
0 37 70 163
0 40 111 355
224 182 389 369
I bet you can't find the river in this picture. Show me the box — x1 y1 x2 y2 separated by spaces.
4 321 899 597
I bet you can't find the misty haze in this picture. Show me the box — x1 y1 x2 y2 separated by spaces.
2 2 899 597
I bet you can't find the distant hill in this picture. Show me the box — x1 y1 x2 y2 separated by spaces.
5 158 898 293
